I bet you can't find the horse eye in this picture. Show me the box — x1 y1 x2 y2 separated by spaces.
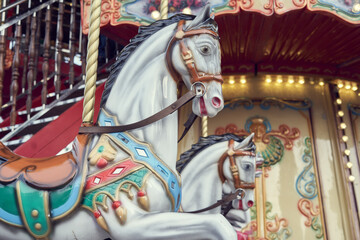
242 163 252 171
200 46 210 54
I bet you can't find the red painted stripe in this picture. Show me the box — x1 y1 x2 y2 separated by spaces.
85 159 141 191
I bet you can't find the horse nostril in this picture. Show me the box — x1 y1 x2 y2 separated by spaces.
212 97 222 108
247 200 254 208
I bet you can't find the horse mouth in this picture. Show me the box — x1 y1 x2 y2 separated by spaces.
199 97 208 116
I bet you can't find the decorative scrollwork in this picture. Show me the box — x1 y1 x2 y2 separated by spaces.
264 0 275 13
296 137 317 199
298 198 320 227
292 0 306 7
260 97 312 111
311 216 324 239
83 0 122 34
225 98 254 110
275 0 284 9
298 198 324 238
262 124 300 150
215 123 248 136
240 0 254 9
265 201 293 239
216 119 300 167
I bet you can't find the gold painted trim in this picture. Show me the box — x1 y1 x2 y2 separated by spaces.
255 177 261 238
16 181 51 239
261 168 267 239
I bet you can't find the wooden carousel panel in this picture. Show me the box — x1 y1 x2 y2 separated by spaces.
210 98 327 239
81 0 238 35
308 0 360 24
204 78 356 239
239 0 306 16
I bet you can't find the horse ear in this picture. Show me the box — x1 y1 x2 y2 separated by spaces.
234 133 254 150
186 3 211 30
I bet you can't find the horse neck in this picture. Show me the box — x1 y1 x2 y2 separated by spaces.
103 24 180 169
181 141 227 212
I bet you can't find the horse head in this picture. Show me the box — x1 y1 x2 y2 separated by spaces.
220 134 262 212
168 4 224 117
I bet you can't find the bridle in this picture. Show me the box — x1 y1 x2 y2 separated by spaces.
218 139 256 190
166 19 224 86
184 139 256 215
79 18 223 134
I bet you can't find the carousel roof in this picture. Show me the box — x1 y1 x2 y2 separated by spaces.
81 0 360 81
217 8 360 81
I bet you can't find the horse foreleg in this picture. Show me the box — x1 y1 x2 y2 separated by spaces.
102 210 237 240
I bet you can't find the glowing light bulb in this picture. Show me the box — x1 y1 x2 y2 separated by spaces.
265 75 272 83
276 76 283 83
182 7 192 14
151 10 160 20
352 83 358 91
352 3 360 13
288 76 294 84
319 79 325 86
229 76 235 84
349 175 355 182
346 162 353 168
342 135 348 142
345 83 351 90
240 76 246 84
340 123 347 129
299 76 305 84
336 98 342 105
344 149 350 156
338 110 344 117
338 81 344 89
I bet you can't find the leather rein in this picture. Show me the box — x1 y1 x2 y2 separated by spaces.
79 20 223 134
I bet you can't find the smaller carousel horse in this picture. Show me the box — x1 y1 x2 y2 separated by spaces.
177 133 263 239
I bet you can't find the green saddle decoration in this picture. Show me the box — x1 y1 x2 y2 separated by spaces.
83 167 150 211
16 181 51 239
0 166 87 239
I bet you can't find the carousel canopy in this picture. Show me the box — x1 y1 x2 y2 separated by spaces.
81 0 360 81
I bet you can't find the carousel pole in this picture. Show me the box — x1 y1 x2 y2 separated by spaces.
160 0 168 19
201 116 208 137
82 0 102 124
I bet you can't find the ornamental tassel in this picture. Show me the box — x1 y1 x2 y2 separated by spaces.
137 190 150 211
93 210 109 232
112 200 127 225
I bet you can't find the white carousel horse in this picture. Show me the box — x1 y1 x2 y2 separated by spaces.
0 5 238 240
178 133 263 239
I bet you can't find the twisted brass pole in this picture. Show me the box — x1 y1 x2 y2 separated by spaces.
160 0 168 19
82 0 101 124
202 116 208 137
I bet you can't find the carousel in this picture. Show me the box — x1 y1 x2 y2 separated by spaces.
0 0 358 239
